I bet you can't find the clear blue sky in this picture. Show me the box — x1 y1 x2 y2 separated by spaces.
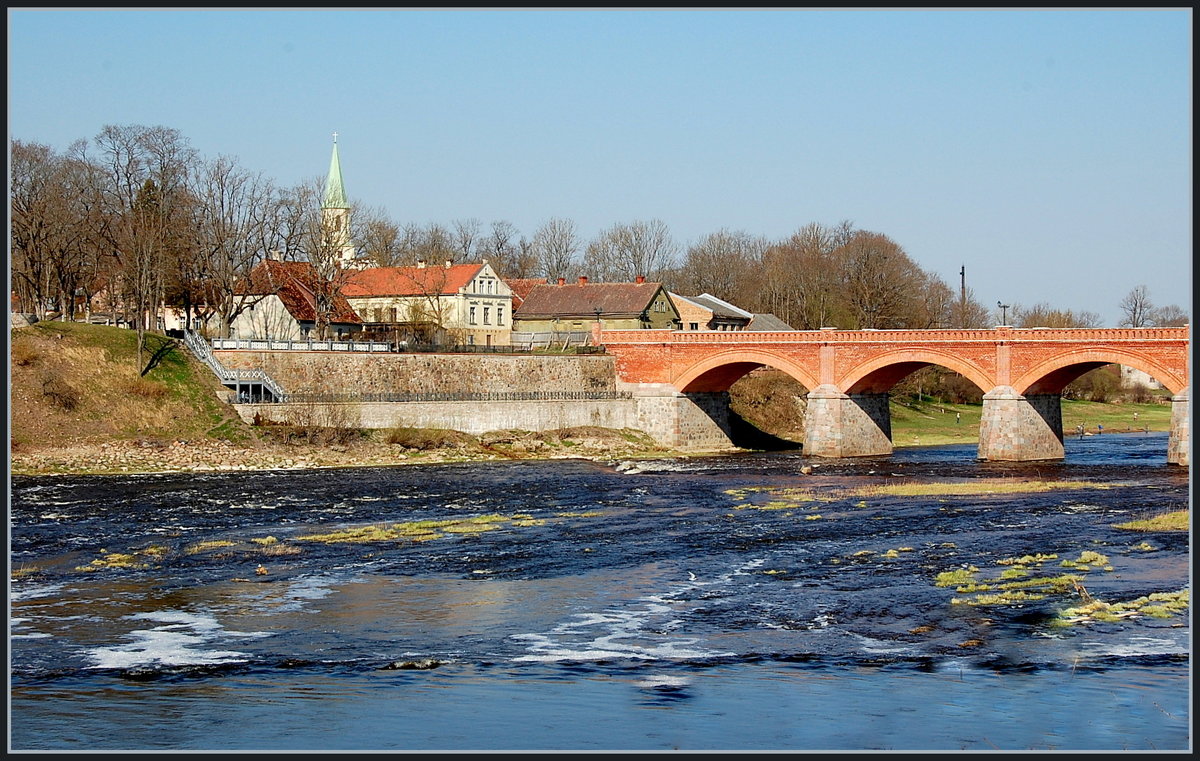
8 8 1192 326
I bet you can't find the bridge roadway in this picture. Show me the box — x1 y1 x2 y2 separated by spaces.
597 326 1190 465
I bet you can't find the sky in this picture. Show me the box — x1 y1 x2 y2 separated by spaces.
7 8 1193 327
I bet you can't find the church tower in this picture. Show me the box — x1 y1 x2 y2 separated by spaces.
322 133 358 267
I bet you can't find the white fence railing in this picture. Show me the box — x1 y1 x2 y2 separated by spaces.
210 338 393 352
510 331 594 350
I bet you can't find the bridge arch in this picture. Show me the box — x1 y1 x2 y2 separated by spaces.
838 349 994 396
674 349 820 393
1014 349 1187 396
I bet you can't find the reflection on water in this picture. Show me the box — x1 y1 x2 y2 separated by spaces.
9 434 1190 751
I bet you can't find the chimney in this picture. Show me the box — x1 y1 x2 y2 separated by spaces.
557 277 566 286
578 276 588 285
445 260 452 269
635 275 645 284
417 260 427 269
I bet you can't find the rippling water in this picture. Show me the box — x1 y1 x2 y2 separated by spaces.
9 433 1191 751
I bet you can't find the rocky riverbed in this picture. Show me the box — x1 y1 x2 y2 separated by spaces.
8 426 687 477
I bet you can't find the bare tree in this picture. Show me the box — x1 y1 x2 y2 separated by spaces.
1150 304 1189 327
85 124 197 368
356 206 404 267
11 140 63 319
1119 285 1155 327
480 220 537 277
757 222 851 329
397 222 457 265
678 229 765 303
531 217 580 281
837 231 925 329
451 217 481 261
1012 302 1102 328
188 155 281 336
583 219 679 282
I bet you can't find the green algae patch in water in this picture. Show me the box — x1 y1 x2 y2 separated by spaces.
74 544 170 572
1114 510 1189 532
1055 589 1190 626
296 513 523 544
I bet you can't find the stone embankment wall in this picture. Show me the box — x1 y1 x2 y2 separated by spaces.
214 351 618 395
218 351 670 445
237 398 640 435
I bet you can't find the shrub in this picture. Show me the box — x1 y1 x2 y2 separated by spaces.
11 341 40 367
125 377 169 399
40 373 79 411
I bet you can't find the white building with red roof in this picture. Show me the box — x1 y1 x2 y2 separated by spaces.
342 260 513 347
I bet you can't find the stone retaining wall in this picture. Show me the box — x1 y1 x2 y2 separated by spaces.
236 399 641 437
214 351 618 396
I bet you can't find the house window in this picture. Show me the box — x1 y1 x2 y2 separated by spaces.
388 307 397 322
497 307 504 326
689 322 699 331
470 306 477 324
483 307 491 325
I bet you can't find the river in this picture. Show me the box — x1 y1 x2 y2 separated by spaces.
8 433 1191 751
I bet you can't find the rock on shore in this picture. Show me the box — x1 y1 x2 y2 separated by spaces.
9 427 677 477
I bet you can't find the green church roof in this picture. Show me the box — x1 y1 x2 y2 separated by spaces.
323 134 349 209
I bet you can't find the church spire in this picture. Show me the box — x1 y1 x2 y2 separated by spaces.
323 132 349 209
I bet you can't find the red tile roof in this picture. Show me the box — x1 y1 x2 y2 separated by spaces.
504 277 548 309
241 260 362 324
343 263 484 298
515 281 668 319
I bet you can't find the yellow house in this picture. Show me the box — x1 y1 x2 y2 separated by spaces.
342 260 513 347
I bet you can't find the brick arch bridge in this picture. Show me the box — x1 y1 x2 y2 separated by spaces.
597 326 1189 465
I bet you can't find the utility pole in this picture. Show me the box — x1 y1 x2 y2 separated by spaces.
959 265 966 328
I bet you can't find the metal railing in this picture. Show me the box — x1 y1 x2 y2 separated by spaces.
207 335 603 355
183 330 288 401
210 337 392 352
243 389 632 404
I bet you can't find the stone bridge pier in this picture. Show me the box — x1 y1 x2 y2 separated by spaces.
801 385 892 458
1168 387 1189 466
623 383 739 452
976 387 1065 461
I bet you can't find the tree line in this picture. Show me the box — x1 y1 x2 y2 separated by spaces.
11 124 1188 356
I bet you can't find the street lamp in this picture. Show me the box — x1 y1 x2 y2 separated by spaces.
997 301 1010 326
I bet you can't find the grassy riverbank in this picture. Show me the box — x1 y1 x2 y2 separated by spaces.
888 395 1172 448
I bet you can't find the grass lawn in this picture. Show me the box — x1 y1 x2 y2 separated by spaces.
890 396 1173 448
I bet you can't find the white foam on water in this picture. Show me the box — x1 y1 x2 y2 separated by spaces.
10 582 67 602
511 564 748 663
637 675 692 690
85 609 269 669
285 575 340 600
1076 635 1188 658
